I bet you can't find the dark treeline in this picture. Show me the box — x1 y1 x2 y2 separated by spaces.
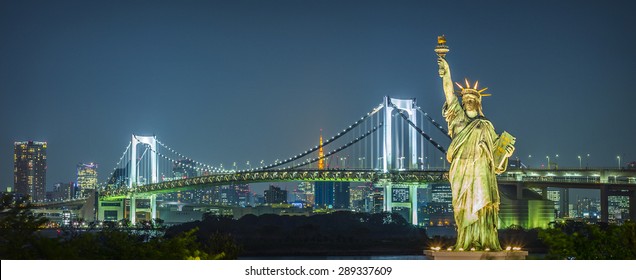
0 194 238 260
3 193 636 259
165 211 428 256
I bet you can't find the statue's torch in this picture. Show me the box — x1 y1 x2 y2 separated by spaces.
435 35 449 77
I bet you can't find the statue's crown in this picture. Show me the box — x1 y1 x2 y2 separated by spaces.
455 78 491 99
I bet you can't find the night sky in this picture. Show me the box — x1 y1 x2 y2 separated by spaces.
1 0 635 193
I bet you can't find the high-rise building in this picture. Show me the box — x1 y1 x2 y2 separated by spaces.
575 197 601 220
293 181 314 207
424 183 454 227
219 185 239 206
350 184 372 212
14 141 47 202
314 181 351 209
49 182 76 201
333 182 350 209
608 193 630 222
107 166 128 188
77 162 98 196
314 181 334 208
370 187 384 214
264 185 287 204
546 188 568 217
236 184 251 207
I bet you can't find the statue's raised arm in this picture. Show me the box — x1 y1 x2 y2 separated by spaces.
437 57 456 105
435 35 456 105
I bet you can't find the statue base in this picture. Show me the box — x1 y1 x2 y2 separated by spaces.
424 250 528 260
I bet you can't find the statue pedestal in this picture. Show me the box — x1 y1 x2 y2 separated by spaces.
424 250 528 260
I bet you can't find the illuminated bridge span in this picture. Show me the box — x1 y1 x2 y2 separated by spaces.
94 96 451 224
101 170 449 200
50 95 635 225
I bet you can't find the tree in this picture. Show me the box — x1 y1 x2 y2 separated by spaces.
539 221 636 259
0 194 49 259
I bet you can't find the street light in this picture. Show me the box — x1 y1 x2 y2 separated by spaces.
441 157 446 169
617 156 621 169
546 156 550 169
586 154 590 168
578 156 581 169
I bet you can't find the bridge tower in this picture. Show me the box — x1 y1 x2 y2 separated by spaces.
128 134 158 224
130 135 158 188
381 97 422 225
383 96 418 173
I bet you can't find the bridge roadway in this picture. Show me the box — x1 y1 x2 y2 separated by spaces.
100 169 450 200
100 168 636 200
498 168 636 222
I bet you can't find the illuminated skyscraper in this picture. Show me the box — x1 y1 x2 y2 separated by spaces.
77 162 98 195
14 141 47 202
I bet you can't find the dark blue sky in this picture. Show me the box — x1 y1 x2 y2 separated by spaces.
1 0 635 190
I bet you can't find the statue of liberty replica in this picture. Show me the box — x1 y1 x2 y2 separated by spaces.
435 36 516 251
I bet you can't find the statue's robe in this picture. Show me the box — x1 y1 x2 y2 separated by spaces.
443 97 506 251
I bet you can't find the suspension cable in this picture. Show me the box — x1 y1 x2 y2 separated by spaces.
99 141 132 190
141 140 227 174
389 102 447 154
155 138 228 173
282 123 383 170
262 105 383 170
416 107 451 139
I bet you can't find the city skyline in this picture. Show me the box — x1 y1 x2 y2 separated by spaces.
2 1 635 189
